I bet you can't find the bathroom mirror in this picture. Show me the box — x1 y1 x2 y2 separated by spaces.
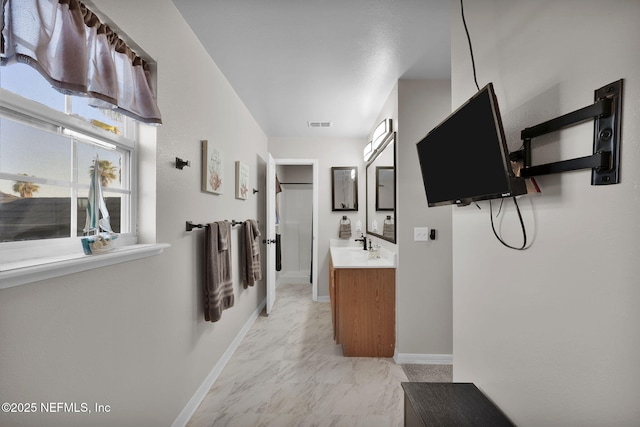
376 167 394 211
331 166 358 211
367 133 396 242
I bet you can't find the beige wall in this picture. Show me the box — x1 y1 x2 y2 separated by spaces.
0 1 267 426
366 80 453 359
396 79 452 356
451 0 640 425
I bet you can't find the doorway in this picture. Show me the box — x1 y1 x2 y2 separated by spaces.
266 158 318 308
277 165 313 286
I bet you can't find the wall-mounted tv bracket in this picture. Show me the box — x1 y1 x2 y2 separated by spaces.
510 79 622 185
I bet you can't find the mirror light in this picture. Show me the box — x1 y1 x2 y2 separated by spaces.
363 142 373 162
371 118 391 151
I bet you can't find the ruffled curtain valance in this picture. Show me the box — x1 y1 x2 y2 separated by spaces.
1 0 162 124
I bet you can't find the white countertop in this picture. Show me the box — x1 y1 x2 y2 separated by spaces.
329 240 396 269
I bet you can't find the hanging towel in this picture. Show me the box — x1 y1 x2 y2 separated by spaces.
241 219 262 288
218 220 229 251
339 217 352 239
204 221 234 322
275 233 282 272
383 217 394 239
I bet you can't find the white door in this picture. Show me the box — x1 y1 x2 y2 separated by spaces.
266 153 277 314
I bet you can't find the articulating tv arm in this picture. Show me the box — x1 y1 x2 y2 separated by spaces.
510 79 623 186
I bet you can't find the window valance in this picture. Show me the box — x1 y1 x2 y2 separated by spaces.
1 0 162 124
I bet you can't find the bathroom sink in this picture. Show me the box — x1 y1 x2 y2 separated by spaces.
329 244 396 269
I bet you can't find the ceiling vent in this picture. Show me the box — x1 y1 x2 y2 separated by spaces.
307 121 333 128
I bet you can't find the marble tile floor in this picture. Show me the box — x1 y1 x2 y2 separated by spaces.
187 282 408 427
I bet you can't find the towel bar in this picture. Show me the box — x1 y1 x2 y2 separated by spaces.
186 219 257 231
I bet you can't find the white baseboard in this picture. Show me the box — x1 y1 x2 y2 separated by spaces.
316 295 330 303
171 298 266 427
394 352 453 365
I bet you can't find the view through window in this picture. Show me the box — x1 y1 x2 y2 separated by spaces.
0 63 135 243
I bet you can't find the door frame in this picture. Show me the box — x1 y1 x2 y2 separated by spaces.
273 158 319 301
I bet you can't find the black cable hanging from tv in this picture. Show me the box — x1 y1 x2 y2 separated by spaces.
460 0 529 250
490 198 527 250
460 0 480 92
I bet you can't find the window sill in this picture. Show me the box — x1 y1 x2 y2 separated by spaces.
0 243 170 290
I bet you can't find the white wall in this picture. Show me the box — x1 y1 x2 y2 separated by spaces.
268 137 365 297
451 1 640 425
0 1 267 426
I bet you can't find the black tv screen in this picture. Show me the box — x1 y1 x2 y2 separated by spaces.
416 83 526 207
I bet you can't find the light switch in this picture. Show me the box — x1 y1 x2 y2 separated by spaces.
414 227 429 241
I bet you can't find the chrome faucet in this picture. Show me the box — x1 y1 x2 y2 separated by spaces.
355 233 367 250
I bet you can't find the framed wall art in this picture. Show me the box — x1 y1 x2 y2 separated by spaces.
235 161 249 200
202 140 223 194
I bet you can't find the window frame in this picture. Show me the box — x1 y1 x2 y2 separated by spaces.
0 87 139 264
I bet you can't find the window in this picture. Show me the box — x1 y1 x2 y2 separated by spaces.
0 1 167 288
0 62 137 248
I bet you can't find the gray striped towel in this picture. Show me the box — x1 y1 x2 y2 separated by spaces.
204 221 234 322
242 219 262 288
339 221 352 239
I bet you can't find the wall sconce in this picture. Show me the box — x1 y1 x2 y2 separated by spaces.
363 118 393 162
175 157 191 170
363 142 373 162
371 118 392 151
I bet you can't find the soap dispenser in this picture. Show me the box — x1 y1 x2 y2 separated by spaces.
368 241 381 259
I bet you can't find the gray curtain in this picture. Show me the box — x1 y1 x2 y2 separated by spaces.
1 0 162 124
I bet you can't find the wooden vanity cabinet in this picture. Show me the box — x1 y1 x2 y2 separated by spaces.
329 259 395 357
329 257 337 341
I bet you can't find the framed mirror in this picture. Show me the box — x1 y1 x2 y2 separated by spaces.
367 133 396 242
331 166 358 211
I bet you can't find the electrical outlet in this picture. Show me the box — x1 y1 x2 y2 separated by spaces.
414 227 429 241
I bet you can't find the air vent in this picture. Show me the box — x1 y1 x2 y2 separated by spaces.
307 121 333 128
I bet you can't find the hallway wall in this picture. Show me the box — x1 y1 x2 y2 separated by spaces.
0 1 267 426
368 80 453 359
451 1 640 425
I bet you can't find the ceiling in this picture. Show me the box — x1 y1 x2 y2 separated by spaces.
171 0 451 139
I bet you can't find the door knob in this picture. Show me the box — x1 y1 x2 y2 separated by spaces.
263 238 276 244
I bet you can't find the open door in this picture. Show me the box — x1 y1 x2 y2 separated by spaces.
265 153 277 314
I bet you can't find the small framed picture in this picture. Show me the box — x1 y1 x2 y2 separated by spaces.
202 140 223 194
235 161 249 200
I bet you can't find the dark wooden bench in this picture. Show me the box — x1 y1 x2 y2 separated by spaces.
402 382 515 426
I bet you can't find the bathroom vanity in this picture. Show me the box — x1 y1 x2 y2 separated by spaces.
329 241 396 357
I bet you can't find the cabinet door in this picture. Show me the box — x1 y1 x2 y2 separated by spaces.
329 258 337 341
337 268 395 357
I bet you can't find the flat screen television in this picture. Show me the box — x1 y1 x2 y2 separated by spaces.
416 82 526 207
